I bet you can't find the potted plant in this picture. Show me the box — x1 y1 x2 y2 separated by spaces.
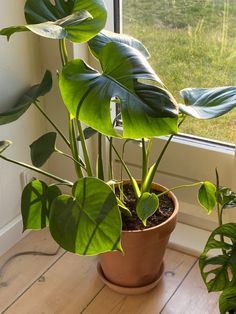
199 170 236 314
0 0 236 294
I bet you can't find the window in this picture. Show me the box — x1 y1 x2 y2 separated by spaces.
122 0 236 145
106 0 236 230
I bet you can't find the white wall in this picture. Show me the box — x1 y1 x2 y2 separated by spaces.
0 0 46 254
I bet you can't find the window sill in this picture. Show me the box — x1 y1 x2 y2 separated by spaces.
168 222 210 257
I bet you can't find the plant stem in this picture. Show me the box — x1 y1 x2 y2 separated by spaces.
157 181 203 198
97 133 104 180
55 149 87 172
215 168 223 225
0 155 73 186
215 168 225 254
107 138 141 198
142 134 173 193
77 120 93 177
108 137 114 180
59 39 84 179
142 117 185 193
69 117 83 179
120 140 128 200
141 138 148 184
59 39 68 66
34 102 70 148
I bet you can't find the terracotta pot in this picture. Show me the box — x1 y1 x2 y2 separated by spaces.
98 182 179 295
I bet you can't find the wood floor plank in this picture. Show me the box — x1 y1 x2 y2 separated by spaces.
5 253 104 314
0 229 64 313
161 262 220 314
83 249 197 314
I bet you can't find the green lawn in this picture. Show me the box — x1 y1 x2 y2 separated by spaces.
123 0 236 144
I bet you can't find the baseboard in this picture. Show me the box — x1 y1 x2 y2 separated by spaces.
0 216 29 256
168 222 211 257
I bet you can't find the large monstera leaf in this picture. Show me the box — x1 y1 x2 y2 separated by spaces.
49 177 122 255
179 86 236 119
0 71 52 125
60 42 178 139
199 223 236 292
0 0 107 43
88 30 150 59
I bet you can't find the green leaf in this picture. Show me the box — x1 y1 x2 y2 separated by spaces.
21 180 61 231
27 11 92 39
49 177 122 255
0 0 107 43
0 140 12 154
136 192 159 226
0 11 92 40
60 42 178 139
198 181 217 214
0 71 52 125
0 26 28 39
216 187 236 209
199 223 236 292
46 185 62 211
116 197 132 217
180 87 236 119
30 132 57 167
89 30 150 59
219 285 236 314
77 127 97 141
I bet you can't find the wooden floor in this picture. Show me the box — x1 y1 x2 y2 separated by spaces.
0 229 220 314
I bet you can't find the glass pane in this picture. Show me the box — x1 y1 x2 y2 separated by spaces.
122 0 236 144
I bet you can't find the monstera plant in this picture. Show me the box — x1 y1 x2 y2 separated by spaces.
0 0 236 259
199 170 236 314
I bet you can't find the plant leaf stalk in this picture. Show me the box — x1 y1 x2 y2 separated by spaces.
55 149 87 171
157 181 203 198
142 116 186 193
69 117 84 178
77 120 93 177
108 137 114 180
141 138 148 184
97 132 104 180
59 39 84 179
107 137 141 198
216 168 223 226
0 154 73 186
215 168 225 254
34 102 70 148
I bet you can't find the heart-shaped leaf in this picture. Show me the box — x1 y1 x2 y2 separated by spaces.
89 30 150 59
0 0 107 43
30 132 57 167
179 87 236 119
198 181 217 214
60 42 178 139
0 140 12 154
49 177 122 255
21 180 61 231
0 71 52 125
77 127 97 141
136 192 159 226
199 223 236 292
219 285 236 314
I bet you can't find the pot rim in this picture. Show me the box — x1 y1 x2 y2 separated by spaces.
120 180 179 234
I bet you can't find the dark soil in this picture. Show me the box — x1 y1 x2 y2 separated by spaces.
116 184 175 231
